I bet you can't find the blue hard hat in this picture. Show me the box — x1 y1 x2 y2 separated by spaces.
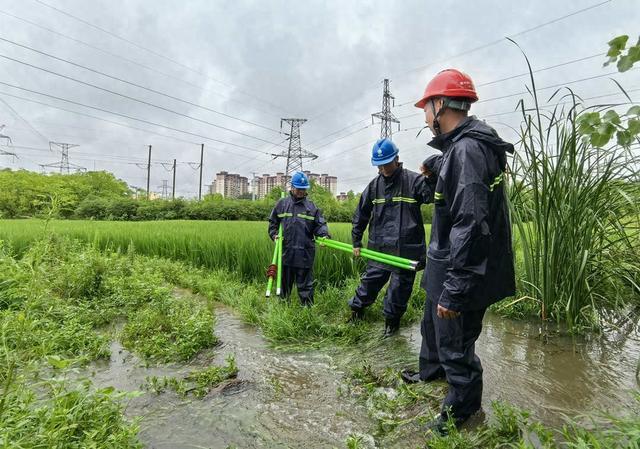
291 171 310 189
371 138 399 166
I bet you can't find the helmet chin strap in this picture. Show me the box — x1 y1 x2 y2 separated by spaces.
430 98 451 136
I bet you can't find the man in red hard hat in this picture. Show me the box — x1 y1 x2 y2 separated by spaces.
403 69 516 435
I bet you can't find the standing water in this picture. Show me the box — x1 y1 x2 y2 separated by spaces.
88 300 640 448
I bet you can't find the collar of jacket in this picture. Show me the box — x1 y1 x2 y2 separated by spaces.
427 116 475 152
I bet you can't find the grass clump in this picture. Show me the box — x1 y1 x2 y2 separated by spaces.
121 294 216 362
0 378 141 449
179 265 426 347
0 235 224 448
145 355 238 398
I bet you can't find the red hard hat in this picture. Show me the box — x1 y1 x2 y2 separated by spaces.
414 69 479 109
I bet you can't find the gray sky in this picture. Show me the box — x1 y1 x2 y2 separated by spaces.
0 0 638 197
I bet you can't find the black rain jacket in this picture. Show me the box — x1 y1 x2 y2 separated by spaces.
421 116 516 311
268 193 329 269
352 164 438 267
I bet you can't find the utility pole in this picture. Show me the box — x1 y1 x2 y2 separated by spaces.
172 158 176 200
40 142 84 173
146 145 152 200
272 118 317 189
198 143 204 201
371 79 400 139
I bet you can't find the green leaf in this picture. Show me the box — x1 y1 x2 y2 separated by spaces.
596 122 616 137
607 35 629 57
577 112 601 127
628 45 640 62
46 355 72 370
617 55 634 72
602 110 621 125
98 386 115 395
590 132 611 148
616 130 633 147
627 118 640 135
627 106 640 116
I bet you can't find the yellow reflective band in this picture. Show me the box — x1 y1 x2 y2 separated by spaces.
372 198 386 204
277 212 293 218
489 173 504 192
297 214 315 220
434 192 444 201
392 197 417 204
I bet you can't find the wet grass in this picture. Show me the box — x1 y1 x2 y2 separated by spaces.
2 218 638 333
0 236 221 447
1 235 639 447
176 263 427 348
345 362 445 440
121 294 216 362
145 355 238 398
344 362 640 448
0 378 142 449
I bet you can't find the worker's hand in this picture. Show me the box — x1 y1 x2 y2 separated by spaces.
353 247 361 257
437 304 460 319
272 235 279 241
420 164 433 178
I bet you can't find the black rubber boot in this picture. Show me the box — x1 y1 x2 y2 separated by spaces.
400 368 446 384
400 369 422 384
425 412 469 437
382 318 400 338
425 414 450 436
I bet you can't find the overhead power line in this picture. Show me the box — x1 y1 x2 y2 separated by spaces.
0 53 286 147
0 36 281 134
396 0 612 76
0 9 282 118
306 0 612 120
0 81 277 156
33 0 290 115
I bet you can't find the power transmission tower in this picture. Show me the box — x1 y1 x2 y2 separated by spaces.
40 141 84 173
159 180 169 199
272 118 316 188
133 145 153 199
371 79 400 139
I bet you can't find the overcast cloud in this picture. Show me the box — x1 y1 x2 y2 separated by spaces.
0 0 638 196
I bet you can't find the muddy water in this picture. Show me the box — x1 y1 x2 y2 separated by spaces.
89 302 639 448
90 305 374 448
407 315 639 424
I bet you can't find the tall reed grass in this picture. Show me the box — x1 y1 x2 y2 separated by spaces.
508 49 640 330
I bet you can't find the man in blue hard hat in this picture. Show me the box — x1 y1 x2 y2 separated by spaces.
268 171 330 306
349 138 441 337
